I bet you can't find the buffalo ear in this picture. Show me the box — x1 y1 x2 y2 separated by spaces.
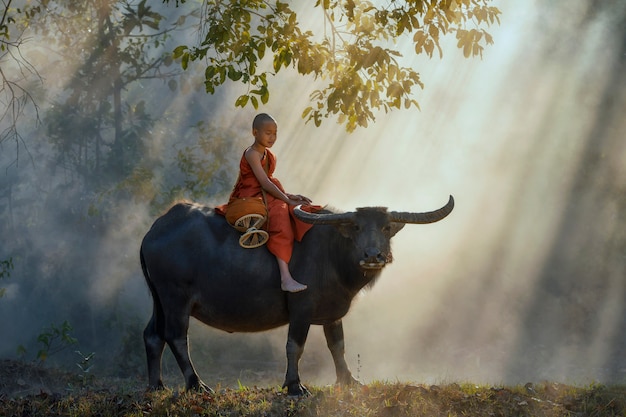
336 222 357 238
389 222 405 237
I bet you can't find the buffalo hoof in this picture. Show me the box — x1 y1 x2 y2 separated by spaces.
147 380 166 391
186 376 214 394
283 381 310 397
339 375 362 386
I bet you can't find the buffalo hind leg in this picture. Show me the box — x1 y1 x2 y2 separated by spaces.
163 313 211 392
324 320 360 386
283 320 311 397
144 313 166 390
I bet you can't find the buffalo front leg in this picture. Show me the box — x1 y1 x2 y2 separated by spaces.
324 320 359 386
144 313 166 390
283 320 311 396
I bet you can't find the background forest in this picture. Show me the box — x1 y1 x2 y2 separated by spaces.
1 0 626 390
0 0 255 380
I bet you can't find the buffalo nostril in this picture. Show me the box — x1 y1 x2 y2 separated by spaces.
364 248 383 261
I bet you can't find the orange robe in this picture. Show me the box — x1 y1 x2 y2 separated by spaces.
216 149 319 263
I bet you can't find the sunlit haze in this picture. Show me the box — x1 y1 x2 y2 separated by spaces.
1 0 624 387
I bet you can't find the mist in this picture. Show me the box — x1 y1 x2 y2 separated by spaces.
1 0 625 388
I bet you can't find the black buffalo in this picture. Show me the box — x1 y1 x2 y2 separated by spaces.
140 196 454 396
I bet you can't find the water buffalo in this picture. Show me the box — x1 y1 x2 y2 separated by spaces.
140 196 454 396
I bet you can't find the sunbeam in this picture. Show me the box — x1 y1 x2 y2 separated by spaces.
204 0 626 385
1 0 624 388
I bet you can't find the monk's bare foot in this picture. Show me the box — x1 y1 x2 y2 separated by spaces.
281 278 307 293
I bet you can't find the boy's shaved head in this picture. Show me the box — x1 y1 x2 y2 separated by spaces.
252 113 277 130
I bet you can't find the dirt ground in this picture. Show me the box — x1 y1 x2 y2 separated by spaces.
0 359 282 398
0 359 151 398
0 359 87 397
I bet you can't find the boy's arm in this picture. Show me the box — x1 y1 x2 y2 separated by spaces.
245 148 304 205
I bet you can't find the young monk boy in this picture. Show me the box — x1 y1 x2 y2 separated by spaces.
219 113 317 292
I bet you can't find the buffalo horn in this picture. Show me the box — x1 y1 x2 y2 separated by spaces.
293 206 356 225
388 195 455 224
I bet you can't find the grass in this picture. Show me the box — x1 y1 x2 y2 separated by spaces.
2 380 626 417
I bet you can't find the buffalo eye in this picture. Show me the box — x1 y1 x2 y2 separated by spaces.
337 222 359 238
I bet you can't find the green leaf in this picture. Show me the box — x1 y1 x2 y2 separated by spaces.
273 52 282 72
181 52 189 70
235 95 249 107
227 66 242 81
257 41 266 59
172 45 188 59
38 334 50 346
260 87 269 104
16 345 26 357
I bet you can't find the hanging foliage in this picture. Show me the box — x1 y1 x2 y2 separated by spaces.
166 0 501 131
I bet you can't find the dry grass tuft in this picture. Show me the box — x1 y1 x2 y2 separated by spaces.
1 379 625 417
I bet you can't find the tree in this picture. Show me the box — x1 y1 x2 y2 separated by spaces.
0 0 45 162
1 0 191 183
34 0 178 188
0 1 245 372
166 0 501 131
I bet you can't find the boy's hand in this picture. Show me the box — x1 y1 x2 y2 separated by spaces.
288 194 312 205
